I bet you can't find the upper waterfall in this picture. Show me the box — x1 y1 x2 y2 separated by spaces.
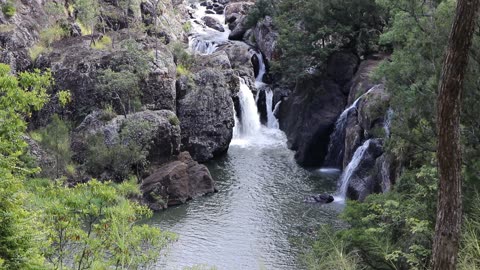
233 79 262 138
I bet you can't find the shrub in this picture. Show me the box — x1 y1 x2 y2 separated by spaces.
85 119 155 181
183 21 192 33
91 35 112 50
2 1 16 18
39 24 68 47
171 42 195 69
27 179 177 269
98 104 117 122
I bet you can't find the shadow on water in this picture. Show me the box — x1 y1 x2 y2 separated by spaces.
148 129 346 270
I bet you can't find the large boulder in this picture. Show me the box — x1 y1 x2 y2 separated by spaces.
202 16 225 32
225 2 253 40
278 52 359 166
141 151 216 210
176 52 240 162
72 110 181 165
347 54 388 105
218 41 255 87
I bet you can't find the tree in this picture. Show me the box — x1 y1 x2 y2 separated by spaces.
0 64 50 268
432 0 480 269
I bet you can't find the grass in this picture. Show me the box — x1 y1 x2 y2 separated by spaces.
91 35 112 50
176 64 191 76
0 24 14 33
29 45 51 61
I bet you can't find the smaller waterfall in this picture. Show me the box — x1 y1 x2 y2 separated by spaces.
265 89 279 129
233 79 261 138
189 37 218 55
337 139 372 200
273 100 282 115
324 86 377 167
254 51 266 89
383 108 394 138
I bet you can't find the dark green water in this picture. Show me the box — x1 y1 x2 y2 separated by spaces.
150 129 344 269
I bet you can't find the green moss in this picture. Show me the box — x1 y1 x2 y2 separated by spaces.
168 115 180 126
2 1 16 18
182 21 192 33
176 65 190 76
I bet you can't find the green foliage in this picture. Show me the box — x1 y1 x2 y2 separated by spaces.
29 45 50 61
459 193 480 270
183 21 192 33
274 0 384 80
39 24 69 47
171 42 195 69
305 226 363 270
244 0 276 28
98 104 117 122
57 90 72 107
27 179 177 269
0 64 51 269
85 120 155 181
176 65 190 76
97 69 140 117
75 0 100 33
37 115 72 179
91 35 112 50
2 1 16 18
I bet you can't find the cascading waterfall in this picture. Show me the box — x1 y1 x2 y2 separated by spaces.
383 108 394 138
187 4 230 55
337 139 372 200
254 51 266 89
265 89 279 129
233 79 261 138
324 86 377 167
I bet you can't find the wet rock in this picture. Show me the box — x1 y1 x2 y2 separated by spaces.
304 194 334 204
218 41 256 87
141 152 216 210
345 139 384 201
176 52 240 162
202 16 225 32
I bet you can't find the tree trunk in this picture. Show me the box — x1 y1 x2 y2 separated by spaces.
432 0 480 269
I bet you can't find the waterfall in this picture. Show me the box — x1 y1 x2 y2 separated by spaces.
233 79 261 138
337 139 372 200
383 108 394 138
187 4 230 55
189 37 218 55
254 51 266 89
265 89 279 129
324 86 377 168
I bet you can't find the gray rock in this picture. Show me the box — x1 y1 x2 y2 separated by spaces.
141 151 216 210
202 16 225 32
345 139 384 201
72 110 181 165
23 136 57 178
177 52 240 162
252 16 279 61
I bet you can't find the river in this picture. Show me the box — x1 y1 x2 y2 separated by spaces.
150 128 345 269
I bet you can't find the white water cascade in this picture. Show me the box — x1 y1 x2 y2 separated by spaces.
233 79 262 138
254 51 266 89
383 108 394 138
336 139 372 201
324 86 378 167
265 89 279 129
187 4 230 55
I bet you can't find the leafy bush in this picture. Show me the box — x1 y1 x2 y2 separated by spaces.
26 179 177 269
39 24 68 47
244 0 276 28
171 42 195 69
183 21 192 33
2 1 16 18
85 120 155 181
91 35 112 50
36 114 72 179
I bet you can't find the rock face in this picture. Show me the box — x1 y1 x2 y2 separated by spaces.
141 152 216 210
23 135 57 178
278 52 359 166
225 2 254 40
176 52 240 162
252 16 279 61
0 0 55 72
72 110 181 165
33 33 176 127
